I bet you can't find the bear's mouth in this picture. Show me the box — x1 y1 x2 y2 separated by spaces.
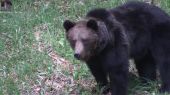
74 55 88 61
73 53 91 61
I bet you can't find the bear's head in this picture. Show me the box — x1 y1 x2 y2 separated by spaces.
63 18 114 61
63 19 100 61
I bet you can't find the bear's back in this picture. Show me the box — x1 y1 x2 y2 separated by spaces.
111 1 170 26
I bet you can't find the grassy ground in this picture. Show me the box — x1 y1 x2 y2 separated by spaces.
0 0 170 95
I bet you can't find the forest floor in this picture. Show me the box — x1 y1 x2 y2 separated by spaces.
0 0 170 95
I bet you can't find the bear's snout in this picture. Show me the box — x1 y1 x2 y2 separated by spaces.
74 41 84 59
74 53 81 60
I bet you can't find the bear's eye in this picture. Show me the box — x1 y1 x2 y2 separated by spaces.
69 39 76 48
82 39 89 44
70 42 75 48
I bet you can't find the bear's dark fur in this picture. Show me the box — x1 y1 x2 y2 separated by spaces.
63 1 170 95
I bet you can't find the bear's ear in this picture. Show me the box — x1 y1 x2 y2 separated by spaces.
63 20 75 32
87 19 98 30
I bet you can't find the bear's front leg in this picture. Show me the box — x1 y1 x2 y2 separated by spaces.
108 64 128 95
86 59 109 94
102 47 129 95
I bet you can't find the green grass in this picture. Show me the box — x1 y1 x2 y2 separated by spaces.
0 0 170 95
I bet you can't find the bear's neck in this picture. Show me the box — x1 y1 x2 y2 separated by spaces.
95 21 114 53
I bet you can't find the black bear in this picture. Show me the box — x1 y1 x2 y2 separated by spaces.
63 1 170 95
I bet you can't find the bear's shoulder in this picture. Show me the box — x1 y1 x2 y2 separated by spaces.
86 8 111 21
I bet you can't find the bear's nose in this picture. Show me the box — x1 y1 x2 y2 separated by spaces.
74 53 81 60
